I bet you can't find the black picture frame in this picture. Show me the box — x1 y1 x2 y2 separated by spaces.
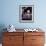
19 5 34 23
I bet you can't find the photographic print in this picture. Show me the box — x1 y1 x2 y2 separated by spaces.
19 5 34 23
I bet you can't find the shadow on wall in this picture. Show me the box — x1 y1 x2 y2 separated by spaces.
0 24 7 43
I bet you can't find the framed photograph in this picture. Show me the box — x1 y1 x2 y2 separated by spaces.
19 5 34 23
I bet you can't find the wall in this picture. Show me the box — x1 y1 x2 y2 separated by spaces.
0 0 46 29
0 0 46 44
